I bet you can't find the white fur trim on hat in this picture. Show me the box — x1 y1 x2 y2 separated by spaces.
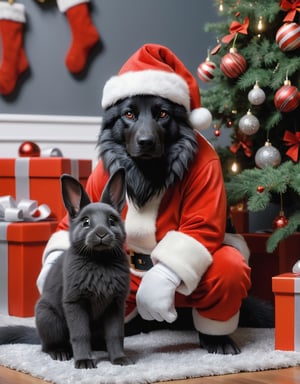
0 2 26 23
151 230 213 296
57 0 89 13
190 107 212 131
102 69 190 111
192 308 240 335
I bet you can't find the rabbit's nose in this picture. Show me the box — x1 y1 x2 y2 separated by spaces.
96 230 107 239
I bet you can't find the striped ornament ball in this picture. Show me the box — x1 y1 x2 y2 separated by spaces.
197 59 216 82
276 22 300 52
274 80 299 113
220 48 247 79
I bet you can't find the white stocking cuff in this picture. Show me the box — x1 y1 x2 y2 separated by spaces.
0 2 26 23
57 0 89 13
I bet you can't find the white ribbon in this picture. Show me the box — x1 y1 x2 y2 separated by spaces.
0 196 51 222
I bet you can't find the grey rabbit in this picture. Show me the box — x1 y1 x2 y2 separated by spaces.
0 168 133 369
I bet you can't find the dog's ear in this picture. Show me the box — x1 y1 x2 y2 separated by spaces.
60 174 91 218
101 168 126 213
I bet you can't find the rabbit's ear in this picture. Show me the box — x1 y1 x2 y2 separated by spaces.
60 174 91 218
101 168 126 213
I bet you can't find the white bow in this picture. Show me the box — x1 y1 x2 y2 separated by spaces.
0 196 51 222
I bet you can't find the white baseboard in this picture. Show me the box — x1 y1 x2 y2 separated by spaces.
0 114 102 169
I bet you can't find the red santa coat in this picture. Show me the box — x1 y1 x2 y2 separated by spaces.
48 132 251 333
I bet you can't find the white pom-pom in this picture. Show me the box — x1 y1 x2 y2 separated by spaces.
190 107 212 131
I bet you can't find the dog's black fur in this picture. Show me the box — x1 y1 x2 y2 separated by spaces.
98 95 198 207
97 95 274 354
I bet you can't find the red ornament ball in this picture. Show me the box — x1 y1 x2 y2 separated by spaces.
276 22 300 52
257 185 265 193
274 80 300 112
220 48 247 79
272 213 289 230
18 141 40 157
214 129 221 137
197 58 217 83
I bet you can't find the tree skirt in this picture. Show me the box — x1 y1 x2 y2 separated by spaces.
0 315 299 384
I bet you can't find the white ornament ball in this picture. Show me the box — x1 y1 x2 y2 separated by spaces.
248 85 266 105
238 111 260 135
255 141 281 168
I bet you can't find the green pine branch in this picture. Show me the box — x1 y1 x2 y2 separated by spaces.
267 211 300 252
202 1 300 250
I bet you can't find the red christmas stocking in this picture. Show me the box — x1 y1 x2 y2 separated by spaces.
58 0 100 74
0 3 29 95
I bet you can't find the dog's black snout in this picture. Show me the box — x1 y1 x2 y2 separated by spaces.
137 136 155 148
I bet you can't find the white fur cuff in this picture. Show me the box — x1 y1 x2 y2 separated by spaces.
192 309 240 335
151 231 212 296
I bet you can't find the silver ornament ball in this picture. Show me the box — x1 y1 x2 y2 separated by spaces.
238 111 260 135
248 86 266 105
255 141 281 168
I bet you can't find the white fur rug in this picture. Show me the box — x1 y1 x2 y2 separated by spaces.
0 315 300 384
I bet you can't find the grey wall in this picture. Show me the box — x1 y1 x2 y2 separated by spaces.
0 0 218 117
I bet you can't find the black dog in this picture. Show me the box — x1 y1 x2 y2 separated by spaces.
97 94 274 354
99 95 198 207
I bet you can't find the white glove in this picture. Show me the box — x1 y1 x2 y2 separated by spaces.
136 263 181 323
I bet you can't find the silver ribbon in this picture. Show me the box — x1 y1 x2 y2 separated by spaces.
0 196 51 222
15 158 30 202
71 159 79 180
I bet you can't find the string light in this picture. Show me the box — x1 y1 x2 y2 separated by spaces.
219 0 224 12
230 161 240 173
257 16 263 31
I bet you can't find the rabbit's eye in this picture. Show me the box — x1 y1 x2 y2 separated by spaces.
108 215 116 226
81 217 90 228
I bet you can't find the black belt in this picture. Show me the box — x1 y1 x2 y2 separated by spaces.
130 252 153 271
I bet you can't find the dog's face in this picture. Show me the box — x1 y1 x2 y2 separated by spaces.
118 96 179 160
98 95 198 207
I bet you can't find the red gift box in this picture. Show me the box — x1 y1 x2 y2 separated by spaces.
0 158 92 221
0 220 58 317
243 233 300 304
272 273 300 351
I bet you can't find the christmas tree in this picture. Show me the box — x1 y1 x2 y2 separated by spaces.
199 0 300 252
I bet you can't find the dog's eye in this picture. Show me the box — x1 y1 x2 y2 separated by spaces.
124 111 135 120
81 217 90 228
159 110 168 119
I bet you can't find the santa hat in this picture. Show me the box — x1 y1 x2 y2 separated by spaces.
101 44 212 131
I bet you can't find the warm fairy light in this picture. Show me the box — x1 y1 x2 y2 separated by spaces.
219 0 224 12
231 161 239 173
257 16 263 31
